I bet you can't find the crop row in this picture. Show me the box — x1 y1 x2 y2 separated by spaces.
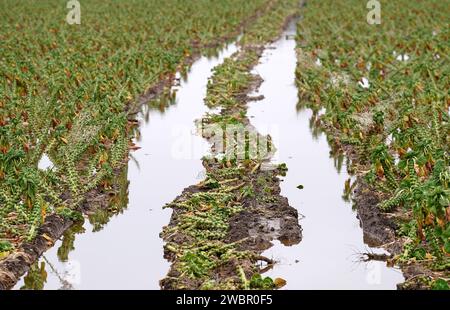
296 0 449 288
0 0 270 255
161 0 300 289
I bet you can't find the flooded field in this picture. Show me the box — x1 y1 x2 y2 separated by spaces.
15 43 239 290
7 0 448 292
247 21 404 289
2 0 448 297
15 19 406 291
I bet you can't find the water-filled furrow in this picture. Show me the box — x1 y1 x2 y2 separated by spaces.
246 20 404 289
14 42 239 290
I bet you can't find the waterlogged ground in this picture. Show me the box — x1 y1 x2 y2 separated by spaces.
15 19 406 291
247 21 404 289
14 43 238 290
0 0 270 264
295 0 449 289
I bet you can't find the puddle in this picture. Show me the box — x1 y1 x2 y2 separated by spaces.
247 21 404 289
14 42 238 290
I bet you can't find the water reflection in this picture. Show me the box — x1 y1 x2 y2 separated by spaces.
300 101 357 205
57 223 85 263
15 41 239 290
20 262 47 290
247 20 404 289
17 168 129 290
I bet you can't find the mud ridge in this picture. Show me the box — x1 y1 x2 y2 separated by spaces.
160 5 302 289
0 2 275 290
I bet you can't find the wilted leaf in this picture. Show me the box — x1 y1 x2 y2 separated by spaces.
274 277 287 288
425 252 434 260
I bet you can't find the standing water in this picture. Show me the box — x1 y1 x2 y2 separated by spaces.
247 21 404 289
15 43 238 290
15 21 404 290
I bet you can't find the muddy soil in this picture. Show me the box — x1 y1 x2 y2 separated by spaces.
310 105 443 289
160 27 302 288
0 167 124 290
160 162 301 289
0 2 276 290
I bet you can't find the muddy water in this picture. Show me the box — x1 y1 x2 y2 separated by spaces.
14 43 238 290
247 21 404 289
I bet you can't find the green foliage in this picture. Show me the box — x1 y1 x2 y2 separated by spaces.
161 0 300 289
181 250 216 278
241 185 255 199
431 279 450 290
0 240 13 252
203 176 220 189
296 0 449 270
0 0 270 247
56 207 83 222
249 273 275 289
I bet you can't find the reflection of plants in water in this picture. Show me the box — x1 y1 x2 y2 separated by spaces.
308 111 324 140
143 88 178 118
19 165 129 288
87 166 129 232
295 96 310 113
306 110 349 174
307 107 361 206
20 222 85 290
88 209 111 233
342 178 357 203
20 261 47 290
22 256 76 290
297 0 450 281
203 41 234 60
57 222 85 262
132 89 178 144
329 140 345 174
